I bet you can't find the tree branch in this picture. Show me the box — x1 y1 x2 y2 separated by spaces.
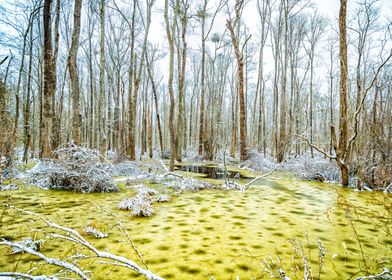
3 204 164 280
348 49 392 151
240 157 289 192
295 134 336 159
0 272 56 279
0 240 88 280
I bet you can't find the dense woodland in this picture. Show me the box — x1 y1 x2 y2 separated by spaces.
0 0 391 189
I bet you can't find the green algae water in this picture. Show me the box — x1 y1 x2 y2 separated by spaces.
0 170 391 279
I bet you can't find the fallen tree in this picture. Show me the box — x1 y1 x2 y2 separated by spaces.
0 204 164 280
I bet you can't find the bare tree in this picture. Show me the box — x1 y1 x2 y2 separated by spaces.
226 0 249 161
68 0 83 145
41 0 56 158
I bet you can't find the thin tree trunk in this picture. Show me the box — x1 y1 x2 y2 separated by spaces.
23 23 34 162
198 0 207 157
145 54 163 157
99 0 106 155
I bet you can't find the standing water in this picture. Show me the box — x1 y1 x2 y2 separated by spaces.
0 166 390 279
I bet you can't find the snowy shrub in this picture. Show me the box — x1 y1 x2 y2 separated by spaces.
82 226 108 239
222 182 241 191
10 238 44 254
112 161 141 177
130 199 154 217
244 149 277 172
285 155 341 182
118 194 154 217
163 178 215 192
137 187 158 196
244 149 342 183
28 145 118 193
154 194 170 202
0 184 18 191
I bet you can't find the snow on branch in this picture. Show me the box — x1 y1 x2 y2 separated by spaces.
0 239 88 280
1 204 164 280
0 272 58 279
355 268 391 280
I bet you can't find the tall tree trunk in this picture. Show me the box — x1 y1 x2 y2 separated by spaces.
198 0 207 157
99 0 106 155
23 23 34 162
145 54 163 156
336 0 349 186
227 19 247 161
14 12 35 165
41 0 56 158
177 3 188 162
277 1 288 163
148 102 153 159
68 0 83 145
309 51 314 158
164 0 177 171
129 0 153 160
50 0 61 151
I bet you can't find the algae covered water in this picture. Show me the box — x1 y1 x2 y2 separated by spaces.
0 170 391 279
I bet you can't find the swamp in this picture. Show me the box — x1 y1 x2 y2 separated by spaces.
0 0 392 278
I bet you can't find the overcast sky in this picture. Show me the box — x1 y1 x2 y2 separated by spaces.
1 0 391 93
144 0 392 92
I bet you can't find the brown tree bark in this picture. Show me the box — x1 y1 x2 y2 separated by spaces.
176 0 188 162
198 0 207 156
41 0 56 158
128 0 153 160
68 0 83 145
99 0 106 155
164 0 177 171
23 23 34 162
227 19 247 161
337 0 349 186
147 103 152 159
51 0 61 151
277 0 289 163
145 52 164 157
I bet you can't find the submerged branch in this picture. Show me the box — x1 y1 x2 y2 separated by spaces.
240 157 289 192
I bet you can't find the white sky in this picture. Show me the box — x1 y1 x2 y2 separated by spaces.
1 0 391 90
145 0 392 92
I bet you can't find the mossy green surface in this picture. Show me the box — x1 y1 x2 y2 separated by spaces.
0 167 391 279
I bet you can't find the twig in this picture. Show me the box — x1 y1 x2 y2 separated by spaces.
345 209 369 274
355 268 391 280
240 157 289 192
95 206 149 270
163 172 184 179
159 159 169 172
295 134 336 160
384 182 392 193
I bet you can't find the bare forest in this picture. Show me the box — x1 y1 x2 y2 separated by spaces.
0 0 391 279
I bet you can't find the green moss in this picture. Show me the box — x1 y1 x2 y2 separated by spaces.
0 165 390 279
156 245 170 251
